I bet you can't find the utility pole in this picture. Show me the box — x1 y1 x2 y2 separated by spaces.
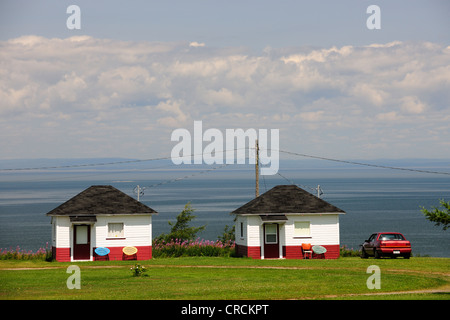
255 139 259 197
133 185 145 202
137 185 141 201
317 185 323 198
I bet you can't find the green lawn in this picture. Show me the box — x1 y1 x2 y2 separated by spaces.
1 257 449 300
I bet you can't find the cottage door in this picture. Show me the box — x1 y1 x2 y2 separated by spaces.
263 224 279 259
73 224 91 260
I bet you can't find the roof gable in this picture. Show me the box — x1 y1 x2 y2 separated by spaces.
46 185 157 216
232 185 345 215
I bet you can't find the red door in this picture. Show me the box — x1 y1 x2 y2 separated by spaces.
73 225 91 260
264 224 279 259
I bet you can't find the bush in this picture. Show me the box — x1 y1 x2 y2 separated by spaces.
153 238 235 258
130 263 148 277
155 203 206 243
218 225 235 243
0 243 52 261
340 245 361 257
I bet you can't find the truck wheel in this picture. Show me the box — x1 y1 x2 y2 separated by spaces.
360 249 368 259
374 250 381 259
403 253 410 259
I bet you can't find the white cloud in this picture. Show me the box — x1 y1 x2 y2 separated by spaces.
400 96 427 114
0 36 449 159
189 41 205 47
156 99 189 128
296 111 325 122
376 111 398 122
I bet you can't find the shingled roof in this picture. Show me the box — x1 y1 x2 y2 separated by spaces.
46 185 157 217
231 185 345 215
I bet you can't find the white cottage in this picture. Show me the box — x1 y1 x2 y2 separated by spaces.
46 185 157 262
232 185 345 259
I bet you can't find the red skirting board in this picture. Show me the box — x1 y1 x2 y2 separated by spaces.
94 246 152 261
235 244 261 259
52 247 71 262
284 244 340 259
236 244 340 259
51 246 152 262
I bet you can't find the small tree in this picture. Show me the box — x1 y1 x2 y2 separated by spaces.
421 199 450 230
156 202 206 242
217 224 235 243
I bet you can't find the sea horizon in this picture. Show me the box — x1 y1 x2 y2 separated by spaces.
1 158 449 257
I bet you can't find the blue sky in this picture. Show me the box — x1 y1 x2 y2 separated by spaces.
1 1 449 48
0 1 449 161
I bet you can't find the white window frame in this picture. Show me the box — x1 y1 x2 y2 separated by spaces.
52 218 56 244
107 222 124 238
265 224 278 244
294 221 311 237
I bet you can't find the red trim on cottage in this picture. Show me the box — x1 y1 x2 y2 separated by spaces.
52 245 152 262
235 244 261 259
53 246 71 262
94 246 152 261
283 246 303 259
236 244 340 260
247 246 261 259
283 244 340 259
322 244 340 259
235 244 246 257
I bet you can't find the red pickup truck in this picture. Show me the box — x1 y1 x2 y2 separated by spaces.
360 232 411 259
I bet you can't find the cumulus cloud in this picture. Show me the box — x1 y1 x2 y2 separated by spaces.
0 36 449 159
189 41 205 47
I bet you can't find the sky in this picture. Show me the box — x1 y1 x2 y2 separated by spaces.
0 0 449 162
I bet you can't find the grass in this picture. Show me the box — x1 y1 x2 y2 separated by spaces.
0 257 449 300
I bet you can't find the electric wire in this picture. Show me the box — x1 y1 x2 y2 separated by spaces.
1 148 449 176
276 171 319 194
0 156 172 171
142 163 230 189
277 149 450 176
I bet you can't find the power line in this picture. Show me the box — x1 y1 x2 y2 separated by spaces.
276 171 321 196
278 150 450 176
0 156 172 171
135 163 230 197
0 148 247 172
1 148 449 176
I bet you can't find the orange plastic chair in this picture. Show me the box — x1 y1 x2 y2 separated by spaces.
302 243 312 259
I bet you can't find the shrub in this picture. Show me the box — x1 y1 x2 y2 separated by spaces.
218 225 235 243
340 245 361 257
0 243 52 261
155 203 206 243
130 263 148 277
153 238 235 258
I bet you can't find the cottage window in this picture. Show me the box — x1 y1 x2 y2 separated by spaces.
265 224 278 244
294 221 310 237
52 219 56 243
108 223 124 238
240 222 244 238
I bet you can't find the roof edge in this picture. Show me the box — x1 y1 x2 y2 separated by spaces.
47 212 158 216
233 211 345 215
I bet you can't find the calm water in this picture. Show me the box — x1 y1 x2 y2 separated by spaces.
1 163 449 257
